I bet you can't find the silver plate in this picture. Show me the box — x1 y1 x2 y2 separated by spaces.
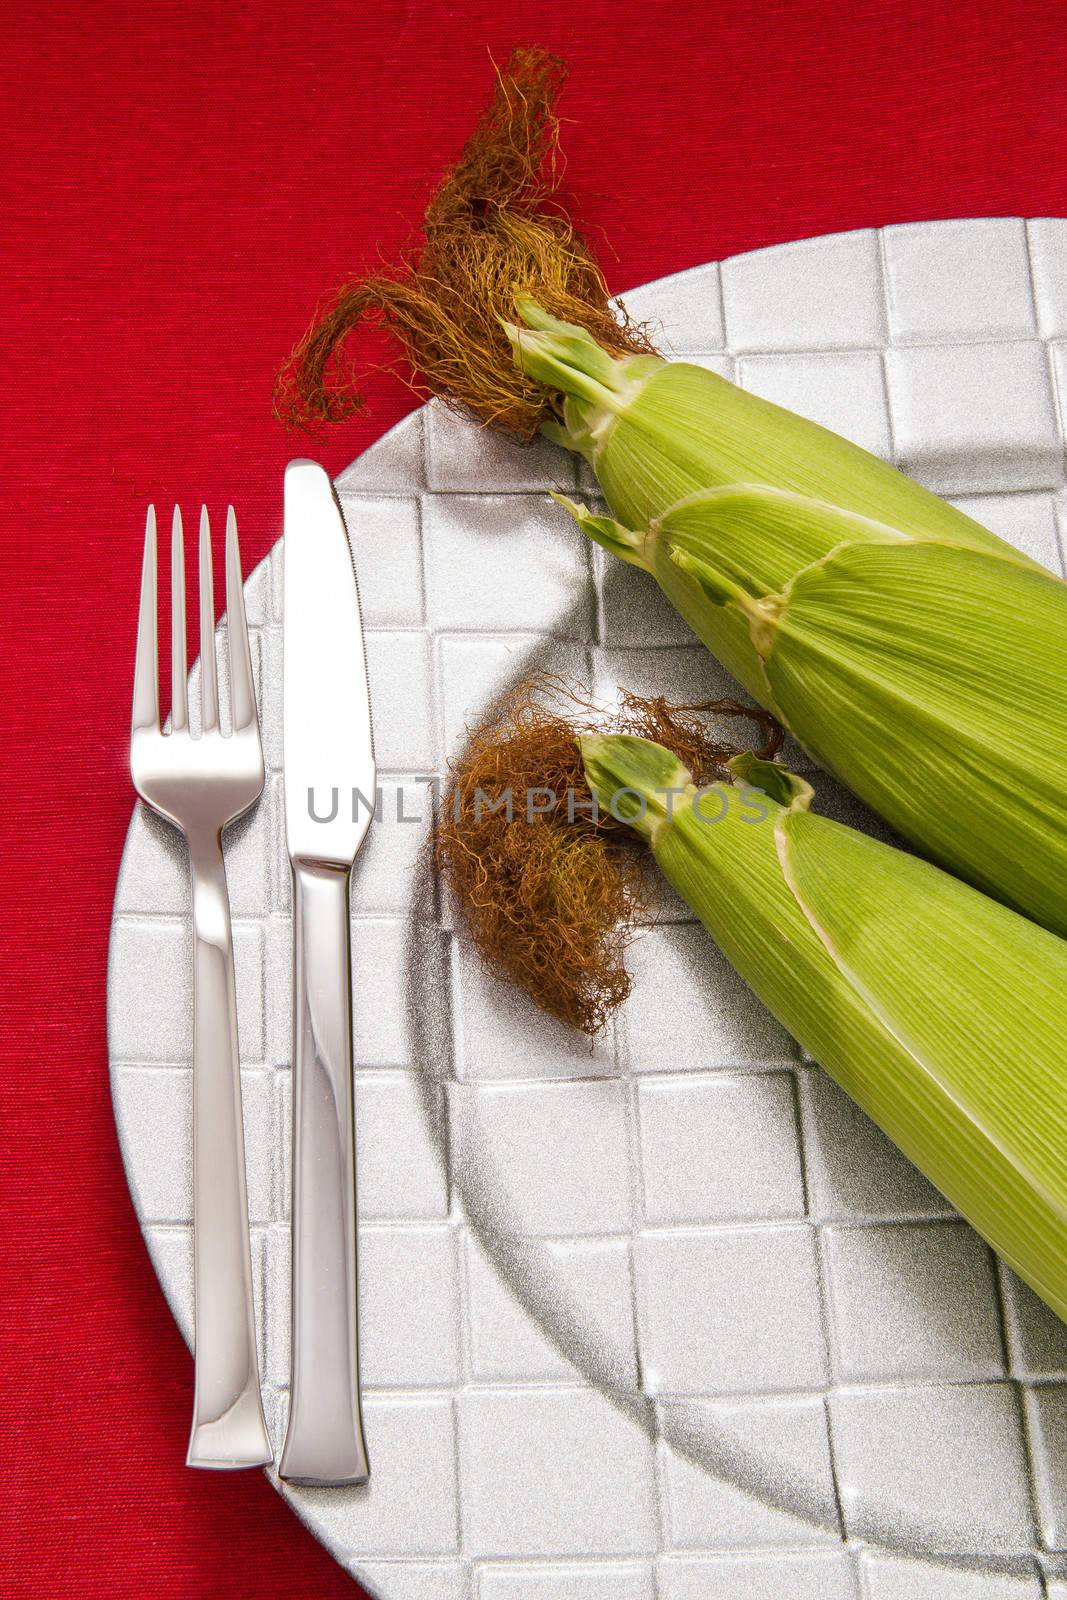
109 221 1067 1599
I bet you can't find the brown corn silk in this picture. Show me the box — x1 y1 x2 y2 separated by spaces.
274 46 652 439
436 678 782 1034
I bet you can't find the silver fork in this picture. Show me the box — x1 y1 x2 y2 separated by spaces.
131 503 272 1470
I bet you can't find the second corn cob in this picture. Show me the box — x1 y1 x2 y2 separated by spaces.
580 732 1067 1323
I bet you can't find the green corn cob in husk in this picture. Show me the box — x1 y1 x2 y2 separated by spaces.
581 731 1067 1322
507 299 1067 939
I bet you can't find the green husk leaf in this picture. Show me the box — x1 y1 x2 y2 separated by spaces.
579 730 693 843
659 483 911 595
583 732 1067 1321
549 494 646 568
760 537 1067 931
669 546 755 609
512 302 1039 573
779 802 1067 1314
503 311 628 412
728 750 811 809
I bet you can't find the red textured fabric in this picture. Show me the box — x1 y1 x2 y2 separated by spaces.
1 2 1063 1594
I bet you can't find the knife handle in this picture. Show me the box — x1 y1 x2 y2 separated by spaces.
279 858 370 1485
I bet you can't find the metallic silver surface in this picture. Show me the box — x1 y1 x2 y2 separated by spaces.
129 503 270 1470
111 224 1067 1595
279 460 374 1484
282 459 375 865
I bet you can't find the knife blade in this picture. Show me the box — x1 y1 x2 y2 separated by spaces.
280 459 374 1485
282 459 376 866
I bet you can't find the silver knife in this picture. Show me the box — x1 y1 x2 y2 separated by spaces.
279 459 374 1485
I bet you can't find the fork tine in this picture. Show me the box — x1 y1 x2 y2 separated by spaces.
171 507 188 732
199 506 219 733
132 506 159 734
225 506 257 733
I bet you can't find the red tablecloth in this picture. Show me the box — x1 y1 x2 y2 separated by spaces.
2 3 1064 1594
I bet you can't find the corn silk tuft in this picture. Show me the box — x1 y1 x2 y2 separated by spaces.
274 46 653 439
435 675 781 1034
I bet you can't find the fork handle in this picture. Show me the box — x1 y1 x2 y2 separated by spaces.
186 831 272 1470
279 858 369 1485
